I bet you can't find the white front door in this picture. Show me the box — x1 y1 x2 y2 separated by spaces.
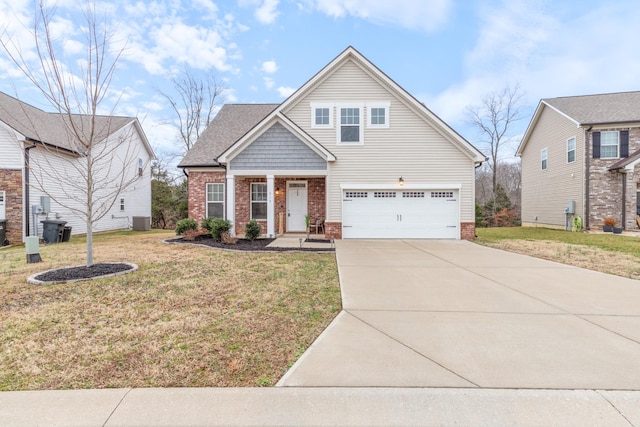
287 181 307 232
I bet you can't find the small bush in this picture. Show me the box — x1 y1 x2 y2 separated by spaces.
603 216 616 227
175 218 198 235
245 220 261 241
201 217 231 240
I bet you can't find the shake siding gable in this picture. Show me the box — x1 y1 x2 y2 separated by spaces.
520 106 584 227
283 58 476 223
229 122 327 171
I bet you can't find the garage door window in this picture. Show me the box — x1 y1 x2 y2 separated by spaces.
345 191 368 198
402 191 425 198
374 191 396 198
431 191 454 198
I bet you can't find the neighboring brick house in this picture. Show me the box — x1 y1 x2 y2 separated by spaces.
517 92 640 231
0 92 154 245
179 47 485 240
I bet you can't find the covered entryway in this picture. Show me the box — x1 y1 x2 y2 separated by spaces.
341 188 460 239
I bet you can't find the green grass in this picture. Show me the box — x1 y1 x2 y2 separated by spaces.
476 227 640 259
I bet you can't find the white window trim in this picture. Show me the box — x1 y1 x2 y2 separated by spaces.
367 102 390 128
336 104 364 145
310 103 333 128
541 148 548 170
567 137 576 164
206 182 225 218
250 182 267 220
600 130 619 159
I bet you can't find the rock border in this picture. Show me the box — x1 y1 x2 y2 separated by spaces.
27 262 139 285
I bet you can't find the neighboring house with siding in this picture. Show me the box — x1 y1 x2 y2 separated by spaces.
517 91 640 231
0 91 154 245
179 46 485 240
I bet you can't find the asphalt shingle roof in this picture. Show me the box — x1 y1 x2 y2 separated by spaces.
544 91 640 125
0 91 134 152
178 103 279 167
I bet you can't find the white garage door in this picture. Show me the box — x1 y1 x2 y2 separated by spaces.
342 189 459 239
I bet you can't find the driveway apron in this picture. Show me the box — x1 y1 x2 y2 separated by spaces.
277 239 640 389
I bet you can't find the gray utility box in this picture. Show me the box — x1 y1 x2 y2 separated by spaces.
0 219 7 245
132 216 150 231
41 220 67 244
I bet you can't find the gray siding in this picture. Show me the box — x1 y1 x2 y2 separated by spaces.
230 123 327 171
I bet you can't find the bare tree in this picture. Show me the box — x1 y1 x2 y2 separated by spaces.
466 84 525 195
0 2 144 266
159 69 225 156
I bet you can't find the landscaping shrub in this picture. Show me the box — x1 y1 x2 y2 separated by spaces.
201 217 231 240
175 218 198 235
245 220 261 241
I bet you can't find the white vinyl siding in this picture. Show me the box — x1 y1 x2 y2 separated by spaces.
0 125 23 169
567 137 576 163
282 60 477 225
520 106 584 228
206 183 224 218
26 123 152 238
600 131 619 158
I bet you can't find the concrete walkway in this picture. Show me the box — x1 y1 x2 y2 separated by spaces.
3 239 640 426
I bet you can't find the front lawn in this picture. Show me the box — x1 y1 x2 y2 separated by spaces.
475 227 640 279
0 231 341 390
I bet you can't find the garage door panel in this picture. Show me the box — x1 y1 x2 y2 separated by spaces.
342 189 459 239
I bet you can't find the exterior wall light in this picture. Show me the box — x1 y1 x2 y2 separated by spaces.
398 177 404 186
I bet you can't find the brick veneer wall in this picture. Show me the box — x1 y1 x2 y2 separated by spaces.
0 169 23 244
588 128 640 230
187 170 226 223
460 222 476 240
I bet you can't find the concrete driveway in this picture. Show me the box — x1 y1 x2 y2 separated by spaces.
278 239 640 390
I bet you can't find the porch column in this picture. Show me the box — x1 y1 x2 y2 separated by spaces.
226 175 235 236
266 175 275 237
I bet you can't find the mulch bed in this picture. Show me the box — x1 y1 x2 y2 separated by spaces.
167 236 335 251
33 263 135 283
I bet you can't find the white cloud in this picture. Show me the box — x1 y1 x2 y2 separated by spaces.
308 0 452 32
277 86 296 98
262 60 278 73
255 0 280 24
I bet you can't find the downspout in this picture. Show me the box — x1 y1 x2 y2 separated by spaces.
24 142 37 237
584 127 592 230
621 171 627 229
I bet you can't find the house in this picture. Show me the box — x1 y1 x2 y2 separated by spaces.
517 91 640 231
0 91 154 245
178 47 485 239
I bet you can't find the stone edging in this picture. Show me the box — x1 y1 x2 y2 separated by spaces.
27 262 139 285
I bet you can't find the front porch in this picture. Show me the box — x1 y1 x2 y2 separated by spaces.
228 176 328 238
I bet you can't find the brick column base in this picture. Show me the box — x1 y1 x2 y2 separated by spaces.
324 222 341 239
461 222 476 240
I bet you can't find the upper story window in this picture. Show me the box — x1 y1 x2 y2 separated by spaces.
600 131 619 158
338 106 362 144
206 183 224 218
251 182 267 220
567 137 576 163
541 148 548 170
120 198 125 211
367 102 390 128
311 104 333 128
138 158 143 177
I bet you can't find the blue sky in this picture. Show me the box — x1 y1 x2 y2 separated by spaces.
1 0 639 164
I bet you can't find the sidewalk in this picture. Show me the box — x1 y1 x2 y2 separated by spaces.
1 387 638 426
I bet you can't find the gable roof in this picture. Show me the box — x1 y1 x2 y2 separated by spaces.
518 91 640 156
278 46 486 163
180 47 486 168
178 104 278 168
0 91 151 156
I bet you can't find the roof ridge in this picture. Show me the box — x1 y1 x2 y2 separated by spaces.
545 90 640 101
